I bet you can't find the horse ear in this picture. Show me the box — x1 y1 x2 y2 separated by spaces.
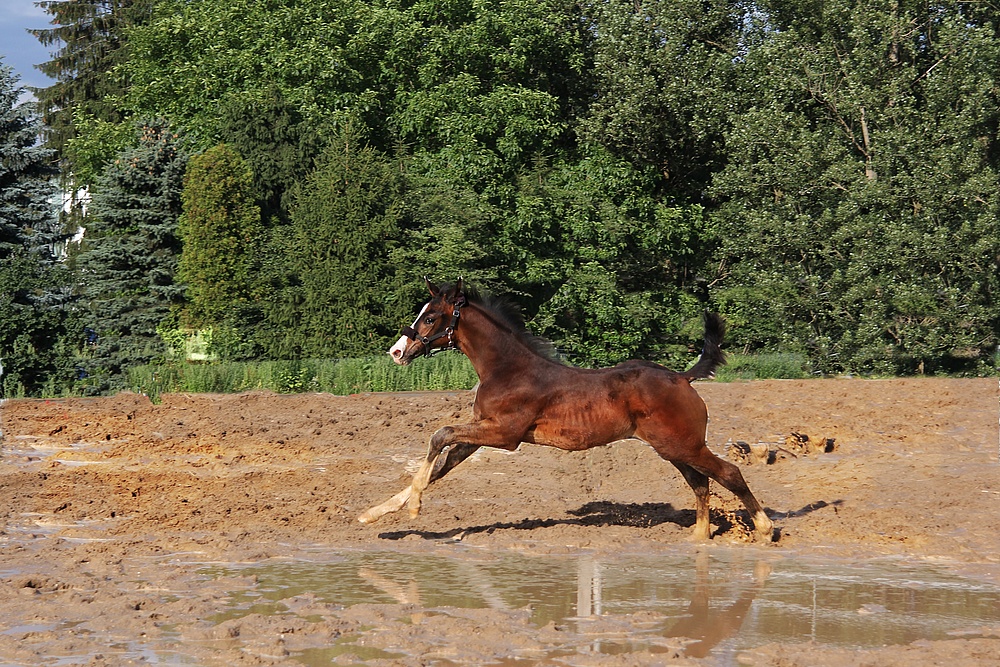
447 278 464 304
425 276 440 297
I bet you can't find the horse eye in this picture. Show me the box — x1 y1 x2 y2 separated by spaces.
424 316 436 325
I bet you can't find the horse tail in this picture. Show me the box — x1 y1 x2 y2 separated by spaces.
681 312 727 381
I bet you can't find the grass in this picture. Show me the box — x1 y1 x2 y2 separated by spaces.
714 352 812 381
126 353 479 402
126 349 815 402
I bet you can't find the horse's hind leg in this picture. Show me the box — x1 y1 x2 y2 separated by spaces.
672 462 711 540
686 447 774 542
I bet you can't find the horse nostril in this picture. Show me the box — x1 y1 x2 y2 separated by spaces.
392 348 402 358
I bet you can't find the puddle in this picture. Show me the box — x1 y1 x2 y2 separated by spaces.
201 548 1000 664
0 512 121 548
1 436 105 467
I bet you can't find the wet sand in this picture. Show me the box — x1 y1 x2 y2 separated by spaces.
0 378 998 665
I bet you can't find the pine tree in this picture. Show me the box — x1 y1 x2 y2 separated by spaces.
216 88 324 227
270 132 407 358
0 61 74 397
75 120 188 392
30 0 147 161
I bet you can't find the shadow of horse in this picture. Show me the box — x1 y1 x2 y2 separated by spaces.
377 499 842 542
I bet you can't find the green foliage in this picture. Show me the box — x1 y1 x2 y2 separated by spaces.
0 63 78 398
75 120 189 392
580 0 741 198
31 0 150 168
0 64 60 258
510 148 710 366
19 0 1000 391
388 0 586 187
126 353 478 401
215 88 326 226
178 144 263 328
266 131 409 358
389 170 498 291
710 0 1000 374
63 109 137 187
714 353 812 382
122 0 371 137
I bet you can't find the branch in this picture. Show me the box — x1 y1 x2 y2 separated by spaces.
911 48 956 86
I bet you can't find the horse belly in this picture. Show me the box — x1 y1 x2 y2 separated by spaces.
526 405 633 451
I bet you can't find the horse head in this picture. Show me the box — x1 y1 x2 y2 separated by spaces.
389 278 466 365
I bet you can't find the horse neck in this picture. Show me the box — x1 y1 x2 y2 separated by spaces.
454 303 538 380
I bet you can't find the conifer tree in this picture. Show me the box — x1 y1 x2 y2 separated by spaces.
75 120 187 392
0 62 73 397
271 132 407 358
216 89 324 227
177 144 262 329
31 0 148 160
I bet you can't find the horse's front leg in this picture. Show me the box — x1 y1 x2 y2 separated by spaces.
357 486 414 524
406 425 484 517
358 420 518 524
357 427 456 525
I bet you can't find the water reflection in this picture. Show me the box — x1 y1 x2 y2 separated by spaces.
202 549 1000 664
662 552 769 658
567 550 772 659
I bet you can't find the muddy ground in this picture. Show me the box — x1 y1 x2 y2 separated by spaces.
0 378 998 666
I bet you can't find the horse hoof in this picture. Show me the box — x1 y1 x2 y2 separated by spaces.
407 496 422 519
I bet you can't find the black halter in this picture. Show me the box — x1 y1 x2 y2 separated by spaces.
400 295 466 356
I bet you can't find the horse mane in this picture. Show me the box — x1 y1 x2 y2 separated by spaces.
450 283 563 364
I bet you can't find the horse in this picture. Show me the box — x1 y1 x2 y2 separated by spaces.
358 278 774 542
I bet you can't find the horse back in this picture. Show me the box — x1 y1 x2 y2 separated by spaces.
474 359 706 451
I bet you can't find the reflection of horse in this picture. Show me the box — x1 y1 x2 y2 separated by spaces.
575 551 770 657
359 279 773 542
359 551 769 660
664 552 770 658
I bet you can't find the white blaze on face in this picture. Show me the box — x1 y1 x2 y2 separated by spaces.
389 302 430 364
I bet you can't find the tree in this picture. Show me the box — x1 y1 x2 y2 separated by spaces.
0 62 75 397
579 0 744 201
516 147 710 366
31 0 149 163
122 0 370 138
120 0 600 353
383 0 591 190
710 0 1000 373
215 88 326 227
75 120 188 392
177 144 262 330
266 131 408 358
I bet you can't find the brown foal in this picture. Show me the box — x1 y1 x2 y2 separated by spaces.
358 279 774 542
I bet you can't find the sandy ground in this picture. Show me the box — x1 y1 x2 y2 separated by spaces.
0 377 998 665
